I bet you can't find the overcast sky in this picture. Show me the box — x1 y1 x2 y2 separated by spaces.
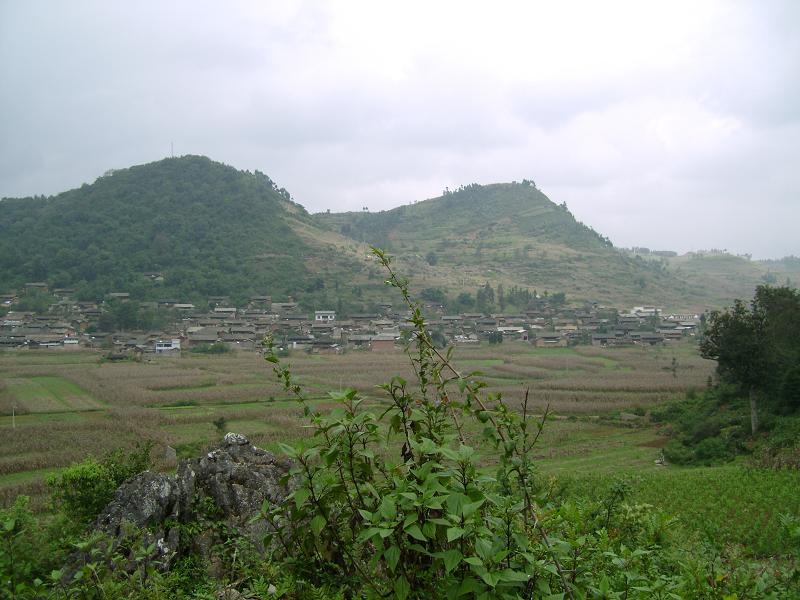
1 1 798 258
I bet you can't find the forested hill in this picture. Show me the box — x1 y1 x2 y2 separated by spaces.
3 157 789 310
0 156 353 304
315 182 710 309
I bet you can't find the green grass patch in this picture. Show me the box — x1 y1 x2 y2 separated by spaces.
149 380 217 392
0 411 86 428
635 465 800 555
560 463 800 557
0 351 99 366
537 424 665 474
0 467 60 486
5 376 103 412
582 355 620 369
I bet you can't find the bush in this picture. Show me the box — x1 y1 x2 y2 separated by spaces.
693 436 730 462
654 386 751 464
487 331 503 344
663 440 694 465
48 442 153 525
190 341 230 354
0 496 50 598
261 249 579 598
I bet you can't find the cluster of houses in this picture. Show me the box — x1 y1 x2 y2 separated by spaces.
1 286 701 355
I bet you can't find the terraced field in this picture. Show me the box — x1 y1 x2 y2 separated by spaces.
2 343 799 559
0 342 711 508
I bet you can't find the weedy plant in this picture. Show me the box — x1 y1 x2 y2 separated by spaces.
260 248 582 599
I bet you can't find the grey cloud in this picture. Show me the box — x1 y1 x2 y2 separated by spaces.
0 1 797 258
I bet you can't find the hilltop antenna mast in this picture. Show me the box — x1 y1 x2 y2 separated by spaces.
171 141 174 158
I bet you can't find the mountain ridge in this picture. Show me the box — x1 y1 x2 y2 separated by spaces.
2 156 796 311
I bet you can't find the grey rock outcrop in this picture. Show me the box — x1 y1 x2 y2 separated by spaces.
75 433 294 575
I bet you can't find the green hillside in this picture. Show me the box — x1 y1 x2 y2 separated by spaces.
316 182 710 310
3 158 792 312
0 156 371 306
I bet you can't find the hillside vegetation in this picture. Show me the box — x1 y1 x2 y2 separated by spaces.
0 157 371 307
2 156 797 310
316 183 710 309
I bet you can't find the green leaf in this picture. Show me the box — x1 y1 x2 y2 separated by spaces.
405 523 427 541
379 496 397 521
394 575 411 600
277 443 298 458
475 537 493 560
457 576 484 597
447 526 466 542
422 521 436 538
310 514 327 537
435 549 463 574
470 565 496 587
462 499 485 518
322 447 339 467
440 447 460 461
357 527 383 543
293 488 310 509
498 569 530 583
384 545 401 572
390 413 402 433
358 509 373 522
513 532 530 551
446 492 469 515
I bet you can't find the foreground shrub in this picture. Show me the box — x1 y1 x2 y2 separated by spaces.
261 249 576 598
47 442 153 525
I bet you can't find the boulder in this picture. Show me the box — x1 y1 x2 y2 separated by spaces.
70 433 294 576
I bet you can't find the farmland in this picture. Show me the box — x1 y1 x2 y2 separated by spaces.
0 342 705 499
2 341 799 559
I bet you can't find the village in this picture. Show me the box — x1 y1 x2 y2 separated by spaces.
0 283 701 355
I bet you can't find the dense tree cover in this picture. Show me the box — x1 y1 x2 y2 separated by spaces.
415 282 557 315
700 285 800 432
0 157 319 304
95 300 175 332
659 286 800 465
11 290 55 313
